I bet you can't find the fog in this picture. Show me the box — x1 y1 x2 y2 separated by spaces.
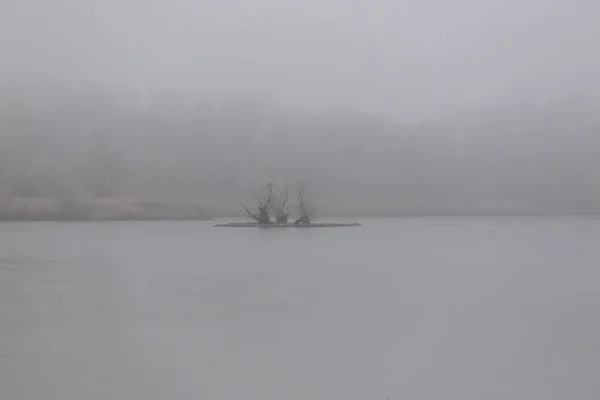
3 4 600 398
1 0 600 218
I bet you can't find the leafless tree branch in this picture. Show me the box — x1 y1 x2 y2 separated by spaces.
241 181 275 224
273 180 292 223
295 181 315 224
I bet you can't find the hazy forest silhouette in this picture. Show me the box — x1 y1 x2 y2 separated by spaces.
2 83 600 220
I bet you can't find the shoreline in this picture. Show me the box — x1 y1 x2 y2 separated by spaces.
0 197 208 222
4 214 600 223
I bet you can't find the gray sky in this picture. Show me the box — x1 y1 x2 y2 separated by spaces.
1 0 599 120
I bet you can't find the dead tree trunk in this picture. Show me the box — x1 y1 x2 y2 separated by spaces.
294 181 314 224
273 181 292 223
241 181 275 224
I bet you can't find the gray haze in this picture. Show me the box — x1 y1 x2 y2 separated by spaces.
1 0 600 119
1 0 600 218
2 3 600 398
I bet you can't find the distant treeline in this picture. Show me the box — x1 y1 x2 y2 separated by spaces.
2 83 600 218
0 197 207 221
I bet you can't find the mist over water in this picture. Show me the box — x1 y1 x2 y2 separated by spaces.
1 1 600 399
1 219 600 400
2 1 600 217
2 90 600 218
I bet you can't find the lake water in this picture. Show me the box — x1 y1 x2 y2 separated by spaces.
1 218 599 400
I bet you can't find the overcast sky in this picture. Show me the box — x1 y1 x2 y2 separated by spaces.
1 0 599 120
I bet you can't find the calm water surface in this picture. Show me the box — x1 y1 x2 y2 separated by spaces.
1 218 599 399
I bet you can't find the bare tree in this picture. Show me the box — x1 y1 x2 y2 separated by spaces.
273 180 292 223
294 181 315 224
241 181 275 224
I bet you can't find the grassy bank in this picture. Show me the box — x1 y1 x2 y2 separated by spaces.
0 198 208 221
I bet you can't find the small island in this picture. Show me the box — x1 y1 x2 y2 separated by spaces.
215 181 361 228
215 222 361 228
